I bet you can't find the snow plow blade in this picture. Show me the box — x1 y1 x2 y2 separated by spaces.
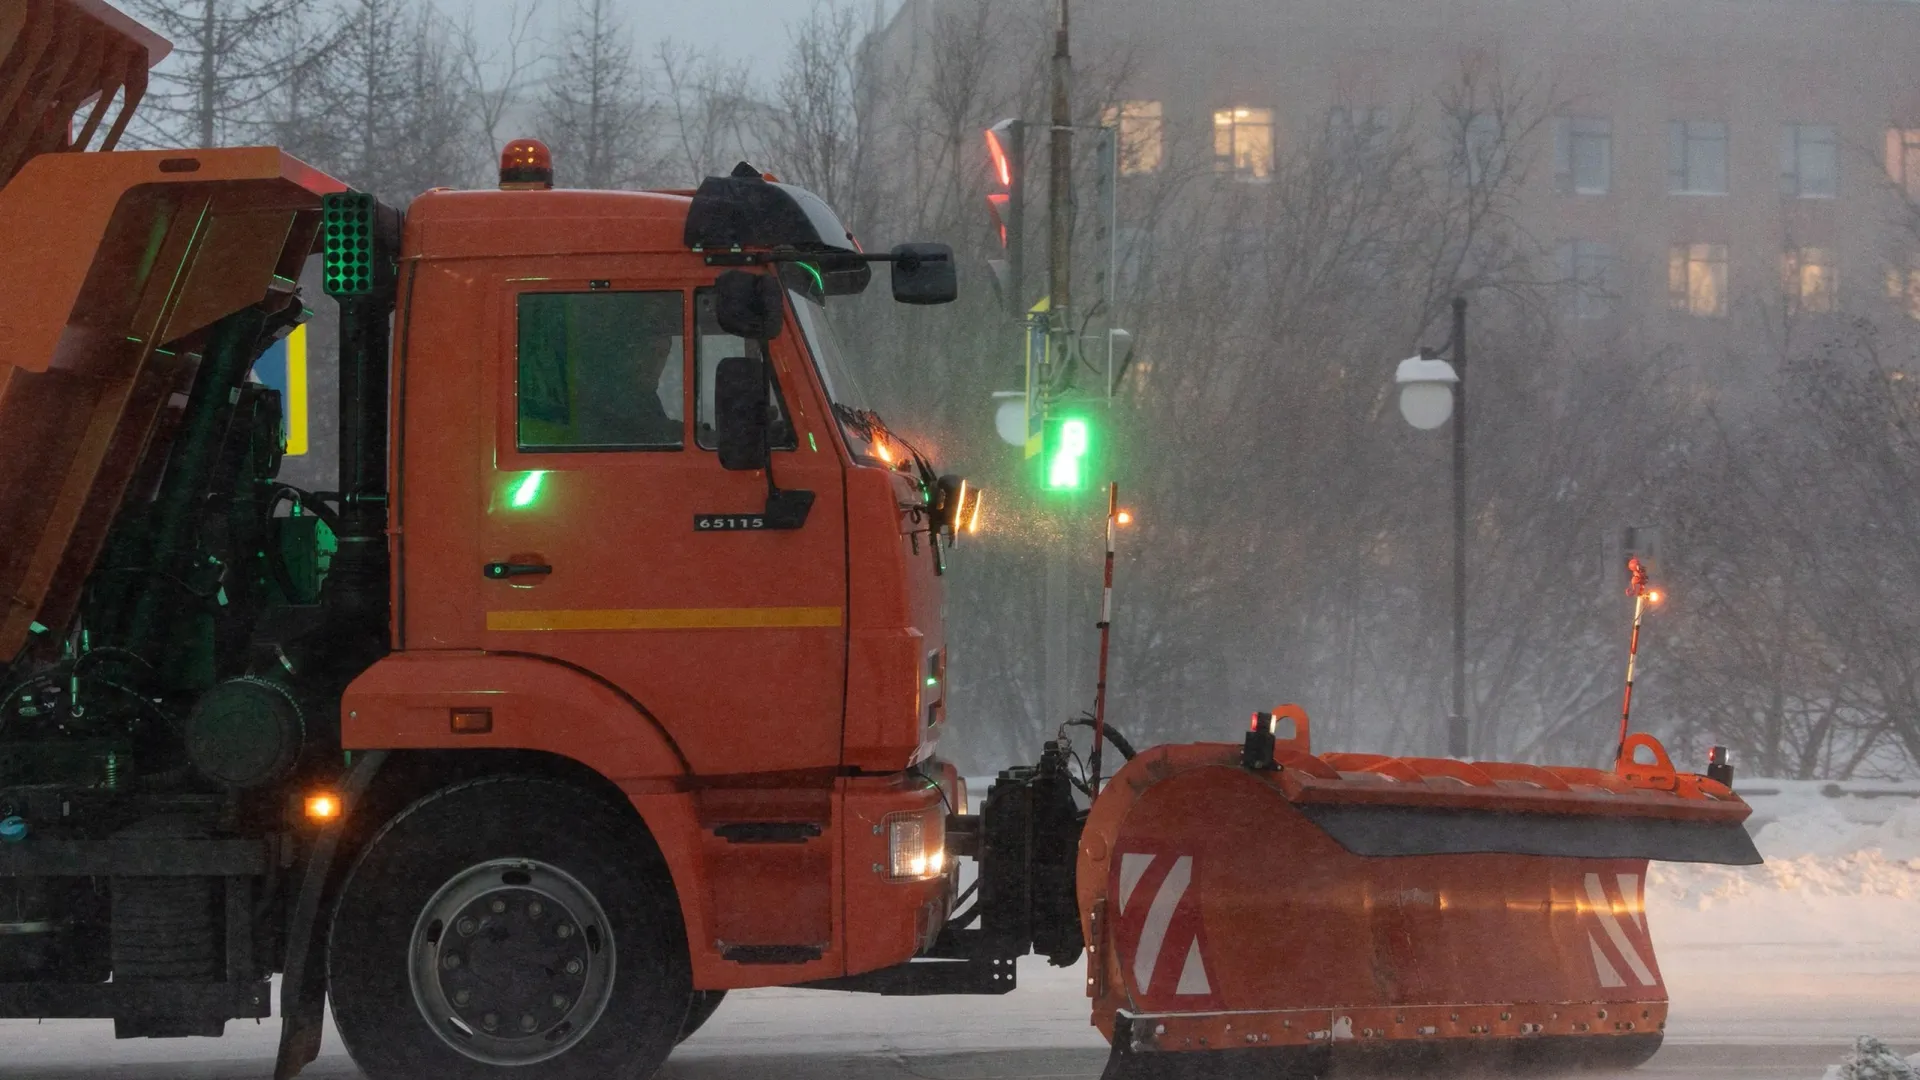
1079 712 1757 1079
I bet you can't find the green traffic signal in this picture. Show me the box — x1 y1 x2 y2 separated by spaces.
1042 414 1094 492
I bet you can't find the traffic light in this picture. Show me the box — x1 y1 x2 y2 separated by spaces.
1041 411 1096 493
985 118 1025 315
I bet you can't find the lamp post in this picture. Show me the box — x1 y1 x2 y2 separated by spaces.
1394 297 1470 758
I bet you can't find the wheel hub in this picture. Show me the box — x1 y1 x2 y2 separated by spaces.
409 859 615 1065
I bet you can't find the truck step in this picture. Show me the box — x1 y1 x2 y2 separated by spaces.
719 944 824 964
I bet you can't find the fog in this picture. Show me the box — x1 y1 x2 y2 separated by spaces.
127 0 1920 783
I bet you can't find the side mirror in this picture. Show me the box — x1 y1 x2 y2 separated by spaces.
714 270 785 339
890 243 957 305
714 355 770 471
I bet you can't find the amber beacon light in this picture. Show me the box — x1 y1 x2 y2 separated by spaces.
499 138 554 190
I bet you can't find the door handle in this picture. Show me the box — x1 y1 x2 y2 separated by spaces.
483 562 552 579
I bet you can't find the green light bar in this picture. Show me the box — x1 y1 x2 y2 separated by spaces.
322 192 378 296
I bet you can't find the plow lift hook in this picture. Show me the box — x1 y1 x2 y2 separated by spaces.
1615 555 1664 761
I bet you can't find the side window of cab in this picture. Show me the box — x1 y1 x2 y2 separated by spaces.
517 290 686 451
693 287 795 451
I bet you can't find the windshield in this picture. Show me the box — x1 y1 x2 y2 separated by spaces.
788 288 890 463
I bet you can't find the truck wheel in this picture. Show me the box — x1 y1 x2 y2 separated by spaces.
329 778 689 1080
677 990 726 1043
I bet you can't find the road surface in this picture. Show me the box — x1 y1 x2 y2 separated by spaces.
0 935 1913 1080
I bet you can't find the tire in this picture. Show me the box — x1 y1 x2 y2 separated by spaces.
677 989 727 1043
329 778 690 1080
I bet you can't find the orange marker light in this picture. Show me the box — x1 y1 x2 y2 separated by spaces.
304 793 341 823
1646 589 1664 606
1115 510 1133 526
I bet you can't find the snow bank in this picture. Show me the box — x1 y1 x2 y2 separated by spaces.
1648 785 1920 1048
1819 1036 1920 1080
1650 798 1920 904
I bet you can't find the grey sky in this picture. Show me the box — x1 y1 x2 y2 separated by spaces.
442 0 901 74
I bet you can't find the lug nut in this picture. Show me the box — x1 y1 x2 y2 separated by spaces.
482 1013 499 1030
442 953 462 970
456 917 478 936
521 1014 538 1032
556 923 573 940
528 900 544 918
552 994 569 1010
454 989 471 1006
565 958 583 975
490 899 507 914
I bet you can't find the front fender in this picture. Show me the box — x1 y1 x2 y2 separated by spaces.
340 650 691 781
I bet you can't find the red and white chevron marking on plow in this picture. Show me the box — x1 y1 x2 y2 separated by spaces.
1583 871 1658 988
1113 852 1218 1003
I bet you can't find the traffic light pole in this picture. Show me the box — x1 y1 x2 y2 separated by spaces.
1047 1 1073 374
1042 0 1077 729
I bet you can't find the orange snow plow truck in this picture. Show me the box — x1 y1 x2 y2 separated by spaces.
0 4 1760 1079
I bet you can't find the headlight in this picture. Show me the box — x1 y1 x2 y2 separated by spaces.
885 810 946 881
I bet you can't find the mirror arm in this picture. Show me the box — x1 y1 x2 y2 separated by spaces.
754 343 815 530
702 248 919 267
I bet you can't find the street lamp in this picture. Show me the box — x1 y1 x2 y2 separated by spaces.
1395 297 1470 758
1395 352 1458 429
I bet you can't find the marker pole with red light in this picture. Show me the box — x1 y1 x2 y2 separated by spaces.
1615 555 1657 760
1089 481 1118 791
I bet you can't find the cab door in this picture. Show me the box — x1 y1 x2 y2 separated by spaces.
474 271 847 776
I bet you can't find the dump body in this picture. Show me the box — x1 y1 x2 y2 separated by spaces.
0 147 343 658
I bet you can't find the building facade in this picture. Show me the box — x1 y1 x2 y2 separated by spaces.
882 0 1920 363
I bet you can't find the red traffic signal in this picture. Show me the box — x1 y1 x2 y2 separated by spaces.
985 118 1025 313
986 192 1010 247
984 119 1023 252
985 122 1016 187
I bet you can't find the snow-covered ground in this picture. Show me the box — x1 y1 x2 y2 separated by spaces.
0 782 1914 1078
1650 784 1920 1048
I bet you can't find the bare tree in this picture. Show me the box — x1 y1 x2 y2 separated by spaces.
655 41 756 182
457 1 546 178
126 0 311 148
265 0 474 204
536 0 656 189
757 1 878 221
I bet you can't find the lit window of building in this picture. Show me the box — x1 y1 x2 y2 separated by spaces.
1782 247 1836 313
1781 124 1838 198
1101 100 1164 176
1885 128 1920 198
1669 121 1729 195
1669 243 1729 317
1213 106 1274 180
1554 116 1611 195
1558 239 1616 319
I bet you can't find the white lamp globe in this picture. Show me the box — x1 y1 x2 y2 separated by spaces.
1395 355 1459 431
994 396 1026 447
